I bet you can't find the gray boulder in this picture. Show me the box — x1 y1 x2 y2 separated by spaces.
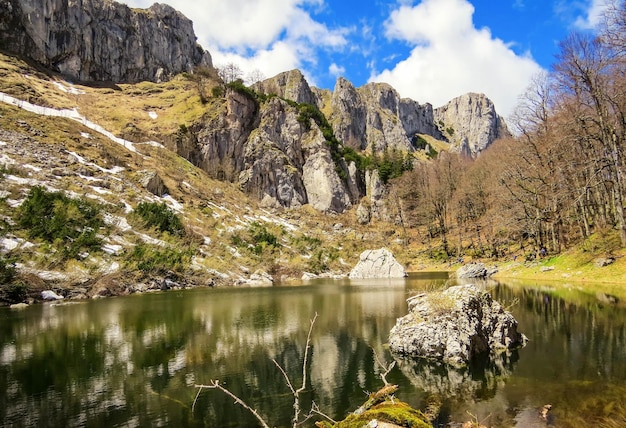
389 284 527 367
456 262 497 279
349 248 407 279
41 290 64 301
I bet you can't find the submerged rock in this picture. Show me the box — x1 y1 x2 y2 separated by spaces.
349 248 407 279
389 284 527 367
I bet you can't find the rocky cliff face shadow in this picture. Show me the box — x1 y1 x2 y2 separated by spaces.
392 350 520 399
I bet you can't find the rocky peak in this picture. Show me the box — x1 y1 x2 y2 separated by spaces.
0 0 212 83
329 77 367 150
253 69 316 105
434 93 510 157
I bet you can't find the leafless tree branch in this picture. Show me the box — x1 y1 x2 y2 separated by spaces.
194 380 271 428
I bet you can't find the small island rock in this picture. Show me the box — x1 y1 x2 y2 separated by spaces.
349 248 407 279
389 284 527 367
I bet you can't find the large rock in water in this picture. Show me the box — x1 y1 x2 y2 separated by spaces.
349 248 407 279
0 0 212 83
389 284 527 367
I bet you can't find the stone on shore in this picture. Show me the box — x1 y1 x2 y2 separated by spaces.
349 248 407 279
41 290 64 301
389 284 527 367
456 262 497 279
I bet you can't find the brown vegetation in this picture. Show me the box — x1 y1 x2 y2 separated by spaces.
392 2 626 263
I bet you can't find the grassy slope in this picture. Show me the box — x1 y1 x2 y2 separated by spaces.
3 51 626 295
0 52 411 283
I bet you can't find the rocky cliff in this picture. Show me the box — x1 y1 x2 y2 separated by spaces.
0 0 212 83
434 93 510 157
0 0 509 216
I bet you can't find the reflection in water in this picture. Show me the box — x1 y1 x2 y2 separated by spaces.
393 351 519 398
0 275 625 427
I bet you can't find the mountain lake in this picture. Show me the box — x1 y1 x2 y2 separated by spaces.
1 272 625 427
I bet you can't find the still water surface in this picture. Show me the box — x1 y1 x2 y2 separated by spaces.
1 273 625 427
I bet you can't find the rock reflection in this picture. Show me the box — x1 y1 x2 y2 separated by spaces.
392 350 520 399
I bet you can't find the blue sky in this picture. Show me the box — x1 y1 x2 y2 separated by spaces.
120 0 608 118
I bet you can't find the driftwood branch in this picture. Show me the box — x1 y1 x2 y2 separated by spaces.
372 348 396 386
308 401 337 424
353 384 399 415
194 380 271 428
273 312 318 428
195 312 319 428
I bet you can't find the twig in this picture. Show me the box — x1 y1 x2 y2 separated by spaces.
194 380 271 428
372 348 396 386
279 311 317 428
307 401 337 424
195 312 319 428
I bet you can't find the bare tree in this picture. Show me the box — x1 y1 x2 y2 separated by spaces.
246 68 266 85
217 62 243 83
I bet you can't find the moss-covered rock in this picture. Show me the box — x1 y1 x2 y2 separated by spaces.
316 385 432 428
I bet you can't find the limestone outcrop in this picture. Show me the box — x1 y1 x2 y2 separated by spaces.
252 70 317 105
324 79 440 154
349 248 407 279
0 0 212 83
434 93 510 157
389 285 527 367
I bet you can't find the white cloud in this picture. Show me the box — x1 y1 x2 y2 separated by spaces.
369 0 543 118
120 0 349 81
574 0 609 29
328 63 346 77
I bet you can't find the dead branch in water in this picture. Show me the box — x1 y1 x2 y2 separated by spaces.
194 312 319 428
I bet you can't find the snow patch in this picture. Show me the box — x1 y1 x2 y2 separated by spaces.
0 154 15 165
1 237 20 252
103 214 132 232
161 195 184 213
0 141 7 146
89 186 112 195
67 151 125 174
148 111 158 119
81 132 91 138
0 92 138 153
102 245 123 256
53 81 85 95
22 164 42 172
139 140 165 149
138 233 166 246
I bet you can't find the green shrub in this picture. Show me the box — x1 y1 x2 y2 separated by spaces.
226 80 261 103
17 186 103 260
0 255 16 284
306 247 339 274
291 234 322 252
127 243 192 274
135 202 184 236
375 149 413 184
230 222 281 256
248 222 279 255
2 281 27 303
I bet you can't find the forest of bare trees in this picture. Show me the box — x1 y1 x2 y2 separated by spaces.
393 1 626 260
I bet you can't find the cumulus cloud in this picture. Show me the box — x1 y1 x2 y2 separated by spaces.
574 0 609 29
369 0 543 118
329 63 346 77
